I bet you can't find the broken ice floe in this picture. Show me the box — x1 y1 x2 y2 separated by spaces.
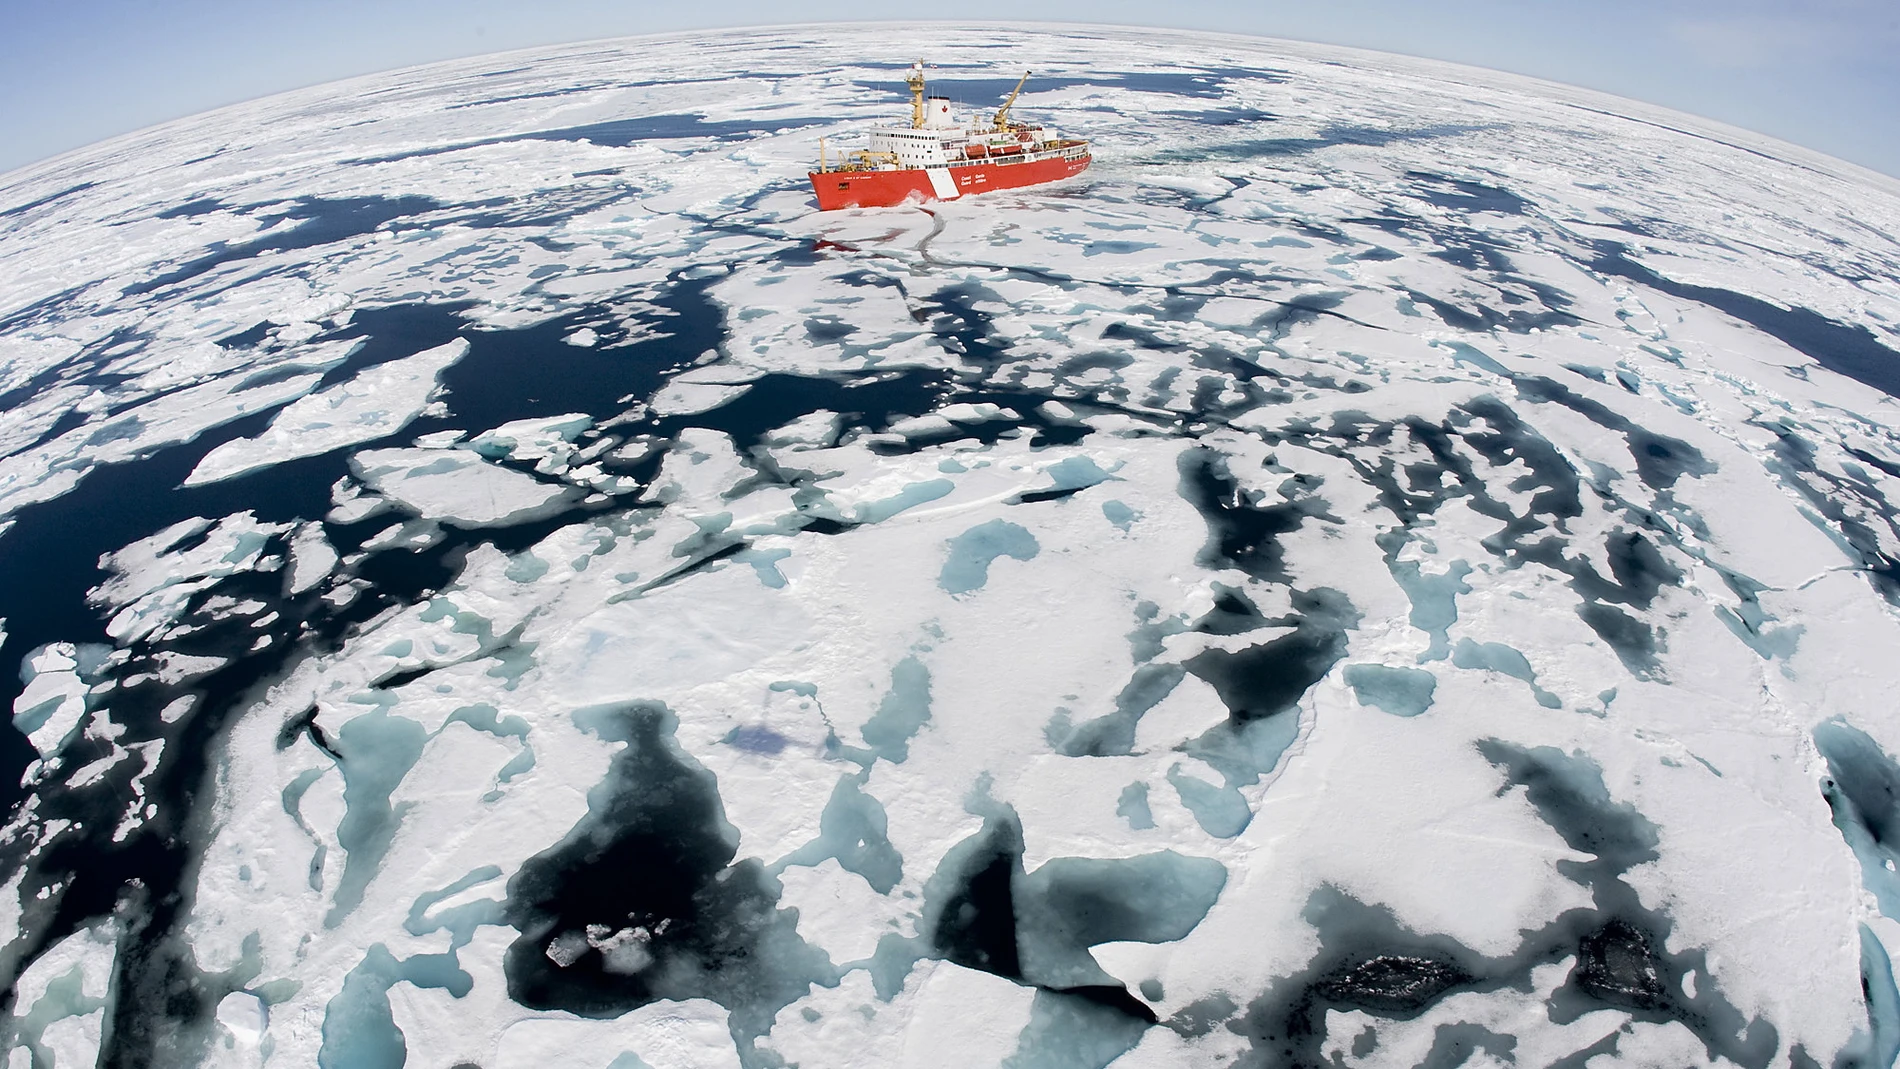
1 21 1899 1069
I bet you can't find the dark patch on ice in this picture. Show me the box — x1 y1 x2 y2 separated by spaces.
1155 123 1495 163
1815 718 1900 928
804 315 857 344
876 66 1283 116
153 195 227 220
939 519 1039 595
1455 395 1584 528
1191 584 1271 635
1048 663 1185 756
502 702 830 1058
0 181 97 220
722 724 790 755
1754 420 1900 606
1227 744 1780 1066
1184 588 1356 724
1343 663 1436 717
861 802 1197 1043
347 113 830 165
1403 171 1530 215
775 773 903 894
1416 1023 1518 1069
1578 603 1662 678
124 195 444 296
1176 446 1333 586
1593 241 1900 399
927 811 1024 978
915 281 1012 365
1015 851 1226 990
1573 530 1681 609
1452 638 1562 708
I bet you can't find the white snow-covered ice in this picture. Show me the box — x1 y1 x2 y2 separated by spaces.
0 21 1899 1069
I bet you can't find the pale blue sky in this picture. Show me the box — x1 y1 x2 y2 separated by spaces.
2 0 1896 177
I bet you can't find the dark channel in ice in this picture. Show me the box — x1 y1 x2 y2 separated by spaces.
1592 241 1900 400
122 195 445 296
345 113 834 166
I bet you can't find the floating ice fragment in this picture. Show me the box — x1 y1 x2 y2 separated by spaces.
467 412 593 463
285 522 337 594
216 990 267 1045
351 447 579 527
186 338 468 485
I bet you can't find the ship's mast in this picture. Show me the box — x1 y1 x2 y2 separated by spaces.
907 61 926 130
992 71 1031 133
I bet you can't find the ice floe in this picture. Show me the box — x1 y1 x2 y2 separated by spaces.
0 21 1898 1069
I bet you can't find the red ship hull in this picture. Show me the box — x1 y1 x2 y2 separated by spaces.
811 149 1091 210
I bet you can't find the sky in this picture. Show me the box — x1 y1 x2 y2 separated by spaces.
1 0 1897 178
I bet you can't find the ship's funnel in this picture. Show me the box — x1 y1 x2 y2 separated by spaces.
923 96 955 128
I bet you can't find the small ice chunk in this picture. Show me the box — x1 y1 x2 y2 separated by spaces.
887 414 956 438
939 402 1013 423
12 643 90 756
765 410 841 449
216 991 266 1045
468 413 593 461
286 522 337 594
351 448 579 528
546 930 590 967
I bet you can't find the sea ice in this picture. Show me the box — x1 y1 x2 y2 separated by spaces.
186 339 469 485
350 447 580 528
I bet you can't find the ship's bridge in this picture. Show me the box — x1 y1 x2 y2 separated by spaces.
865 125 969 167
